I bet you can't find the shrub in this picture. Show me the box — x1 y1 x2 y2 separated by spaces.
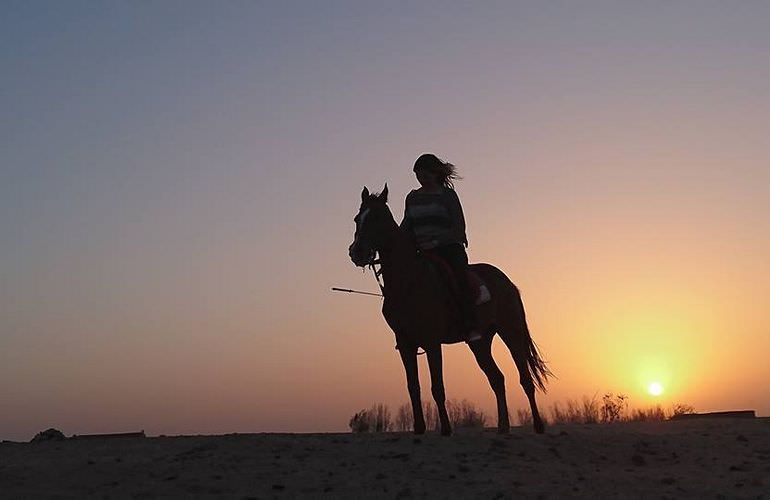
395 403 412 432
349 410 370 433
453 399 487 428
550 397 597 425
565 399 583 424
581 395 600 424
350 392 684 432
371 403 392 432
601 393 628 423
671 403 695 417
348 403 392 433
423 401 440 431
446 399 462 428
629 405 666 422
516 408 533 426
550 402 567 425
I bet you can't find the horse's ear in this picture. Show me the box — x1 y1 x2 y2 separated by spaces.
361 186 369 203
379 183 388 203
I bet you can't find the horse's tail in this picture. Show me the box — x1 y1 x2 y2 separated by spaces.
475 263 553 393
514 291 552 393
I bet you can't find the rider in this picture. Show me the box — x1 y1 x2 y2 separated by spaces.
400 153 481 342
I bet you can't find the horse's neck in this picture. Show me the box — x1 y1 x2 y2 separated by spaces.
379 225 419 297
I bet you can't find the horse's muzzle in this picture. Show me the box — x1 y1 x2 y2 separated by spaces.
349 242 374 267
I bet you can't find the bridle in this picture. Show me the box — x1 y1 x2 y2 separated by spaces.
369 258 384 295
349 197 425 355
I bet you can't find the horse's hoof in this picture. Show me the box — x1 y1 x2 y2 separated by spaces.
534 420 545 434
441 428 452 437
413 426 426 435
497 425 510 434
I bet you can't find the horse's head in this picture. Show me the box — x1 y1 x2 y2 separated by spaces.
348 184 395 267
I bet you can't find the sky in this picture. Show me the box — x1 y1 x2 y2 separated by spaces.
2 1 769 441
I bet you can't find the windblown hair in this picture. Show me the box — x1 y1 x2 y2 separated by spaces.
413 153 462 189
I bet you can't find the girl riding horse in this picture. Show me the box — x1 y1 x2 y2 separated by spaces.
400 153 481 342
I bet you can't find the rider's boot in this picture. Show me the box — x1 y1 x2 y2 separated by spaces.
461 298 482 342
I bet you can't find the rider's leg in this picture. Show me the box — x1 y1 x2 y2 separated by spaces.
434 243 480 341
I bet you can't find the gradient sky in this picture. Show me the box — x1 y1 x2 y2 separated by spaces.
2 1 769 441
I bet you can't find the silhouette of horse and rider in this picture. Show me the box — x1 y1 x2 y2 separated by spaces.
348 153 551 436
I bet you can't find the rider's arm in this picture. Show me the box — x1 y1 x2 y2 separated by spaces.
400 192 417 245
442 189 468 247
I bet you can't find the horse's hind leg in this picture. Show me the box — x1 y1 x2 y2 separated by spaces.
468 336 510 433
513 352 545 433
499 332 546 434
399 345 425 434
425 346 452 436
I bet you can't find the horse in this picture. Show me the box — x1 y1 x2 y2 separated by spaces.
348 185 551 435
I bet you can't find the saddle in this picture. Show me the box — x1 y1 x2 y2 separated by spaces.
387 253 494 349
421 252 491 307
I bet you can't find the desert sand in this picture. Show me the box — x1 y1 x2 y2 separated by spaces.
1 418 768 498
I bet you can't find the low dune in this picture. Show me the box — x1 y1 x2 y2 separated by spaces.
1 418 768 498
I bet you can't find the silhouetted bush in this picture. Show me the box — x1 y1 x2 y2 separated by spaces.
351 394 694 432
348 403 392 433
450 399 487 428
446 399 461 427
566 399 584 424
353 399 487 432
548 396 600 425
629 405 667 421
349 410 370 433
423 401 440 431
549 402 567 425
372 403 392 432
31 428 65 442
601 393 628 423
516 408 532 426
671 403 695 417
581 395 600 424
395 403 412 432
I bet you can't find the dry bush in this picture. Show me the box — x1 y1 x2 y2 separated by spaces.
565 399 583 424
351 393 655 433
516 408 533 426
671 403 695 417
453 399 487 428
629 405 667 422
581 395 600 424
371 403 392 432
349 409 370 433
423 401 439 431
348 403 392 433
550 402 568 425
446 400 462 427
395 403 412 432
601 393 628 423
550 397 597 425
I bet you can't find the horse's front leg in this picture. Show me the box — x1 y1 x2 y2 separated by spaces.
426 346 452 436
398 345 425 434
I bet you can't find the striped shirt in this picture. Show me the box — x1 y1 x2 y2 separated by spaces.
400 188 468 250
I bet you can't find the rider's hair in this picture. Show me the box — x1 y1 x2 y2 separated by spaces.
413 153 462 189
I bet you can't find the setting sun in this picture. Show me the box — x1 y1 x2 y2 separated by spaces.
648 382 664 397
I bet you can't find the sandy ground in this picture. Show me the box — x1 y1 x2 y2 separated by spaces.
1 418 768 499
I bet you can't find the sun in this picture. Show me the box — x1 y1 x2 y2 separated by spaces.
647 382 664 396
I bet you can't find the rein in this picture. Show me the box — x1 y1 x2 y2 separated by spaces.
369 258 385 295
370 255 426 356
329 258 385 297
